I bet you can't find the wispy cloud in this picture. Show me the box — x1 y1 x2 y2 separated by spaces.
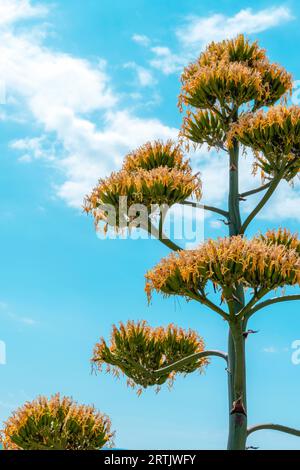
263 346 290 354
254 179 300 222
263 346 278 354
150 46 184 75
124 62 156 87
145 6 293 75
132 33 150 47
0 301 37 326
0 0 48 26
176 6 293 49
11 135 58 163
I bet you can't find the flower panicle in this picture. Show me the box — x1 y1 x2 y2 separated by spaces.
228 105 300 181
84 140 202 232
122 140 190 173
145 234 300 305
1 393 114 450
178 34 292 113
92 320 208 391
259 228 300 253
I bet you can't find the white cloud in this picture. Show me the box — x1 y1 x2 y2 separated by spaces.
56 110 177 207
124 62 156 87
150 47 184 75
198 150 229 206
132 34 151 47
11 135 58 162
263 346 290 354
2 1 176 208
1 30 116 115
0 0 47 26
147 6 293 75
255 179 300 222
20 317 37 325
0 301 37 326
135 67 155 87
177 7 293 48
263 346 278 353
209 220 223 229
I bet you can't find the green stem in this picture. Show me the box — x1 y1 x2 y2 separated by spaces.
154 350 228 376
229 321 247 450
185 289 229 321
247 423 300 438
227 134 247 450
239 181 271 198
237 288 269 321
228 140 242 236
231 323 246 403
246 294 300 320
182 200 229 219
239 174 282 235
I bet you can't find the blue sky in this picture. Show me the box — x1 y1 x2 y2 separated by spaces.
0 0 300 450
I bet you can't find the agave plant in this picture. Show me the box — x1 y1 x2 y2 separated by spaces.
1 394 114 450
85 34 300 450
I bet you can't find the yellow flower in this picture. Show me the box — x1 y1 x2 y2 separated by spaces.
179 34 292 112
145 235 300 303
92 321 208 391
259 228 300 253
122 140 190 173
1 394 114 450
84 141 202 232
229 105 300 181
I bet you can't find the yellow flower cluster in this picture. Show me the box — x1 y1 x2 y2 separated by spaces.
195 34 266 69
92 320 207 390
1 394 114 450
229 105 300 180
84 141 202 230
145 235 300 304
122 140 189 172
180 109 227 149
179 34 292 113
181 61 263 110
259 228 300 254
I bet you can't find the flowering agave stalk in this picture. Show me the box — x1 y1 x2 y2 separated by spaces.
85 35 300 450
1 394 114 450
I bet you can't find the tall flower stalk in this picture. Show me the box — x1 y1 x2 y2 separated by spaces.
85 35 300 450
